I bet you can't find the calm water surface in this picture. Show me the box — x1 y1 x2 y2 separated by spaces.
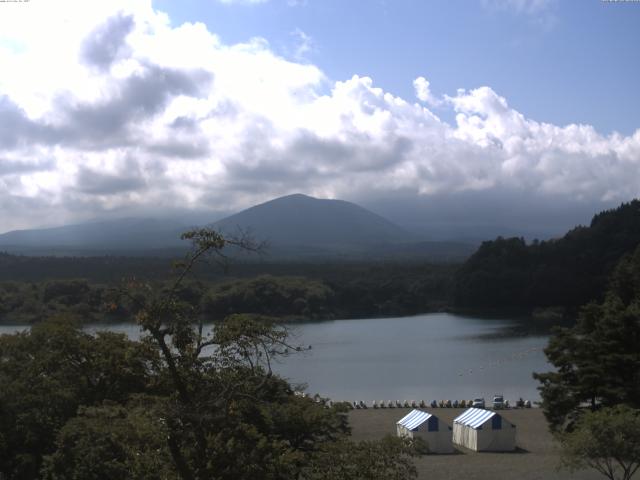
0 313 550 403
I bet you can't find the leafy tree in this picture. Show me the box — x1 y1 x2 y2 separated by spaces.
301 436 418 480
32 228 419 480
201 275 335 320
0 317 156 478
0 229 422 480
559 405 640 480
42 400 175 480
42 280 91 305
534 245 640 431
116 229 417 480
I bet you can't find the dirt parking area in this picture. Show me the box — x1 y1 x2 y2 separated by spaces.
348 408 606 480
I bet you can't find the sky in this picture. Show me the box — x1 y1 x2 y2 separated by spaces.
0 0 639 238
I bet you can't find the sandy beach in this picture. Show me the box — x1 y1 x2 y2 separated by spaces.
348 408 606 480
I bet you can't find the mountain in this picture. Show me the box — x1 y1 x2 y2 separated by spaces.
213 194 412 249
0 217 192 255
212 194 476 260
0 194 475 260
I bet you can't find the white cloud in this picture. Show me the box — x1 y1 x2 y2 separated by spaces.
0 0 638 232
413 76 442 107
290 28 314 61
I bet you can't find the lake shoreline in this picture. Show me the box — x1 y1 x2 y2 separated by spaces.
1 313 552 403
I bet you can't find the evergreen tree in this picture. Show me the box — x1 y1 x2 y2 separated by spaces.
534 245 640 431
455 199 640 309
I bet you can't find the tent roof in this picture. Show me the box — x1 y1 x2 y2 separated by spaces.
454 408 497 429
397 409 433 431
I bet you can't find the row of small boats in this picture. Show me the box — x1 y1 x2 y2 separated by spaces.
294 393 533 410
343 399 532 409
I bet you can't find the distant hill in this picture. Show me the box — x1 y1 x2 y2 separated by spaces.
0 218 192 255
0 194 476 260
212 194 475 260
213 194 412 248
454 199 640 310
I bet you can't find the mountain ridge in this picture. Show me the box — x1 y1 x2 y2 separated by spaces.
0 193 476 260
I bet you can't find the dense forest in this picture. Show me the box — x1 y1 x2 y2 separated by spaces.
534 242 640 430
3 200 640 325
531 243 640 480
454 200 640 311
0 264 456 325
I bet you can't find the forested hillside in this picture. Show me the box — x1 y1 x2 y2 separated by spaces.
454 200 640 310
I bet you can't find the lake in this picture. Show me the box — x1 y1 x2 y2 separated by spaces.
0 313 550 404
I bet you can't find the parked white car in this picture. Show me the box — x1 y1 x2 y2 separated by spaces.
492 395 505 409
472 397 485 408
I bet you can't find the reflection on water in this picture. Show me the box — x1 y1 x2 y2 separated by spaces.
0 313 551 403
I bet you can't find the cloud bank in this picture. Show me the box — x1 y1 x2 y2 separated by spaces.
0 0 638 233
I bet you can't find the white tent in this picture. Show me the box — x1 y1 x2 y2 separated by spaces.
452 408 516 452
396 409 453 454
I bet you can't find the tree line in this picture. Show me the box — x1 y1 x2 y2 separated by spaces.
534 243 640 480
454 200 640 312
0 265 456 325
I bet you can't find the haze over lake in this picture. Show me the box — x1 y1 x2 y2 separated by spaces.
0 313 549 402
